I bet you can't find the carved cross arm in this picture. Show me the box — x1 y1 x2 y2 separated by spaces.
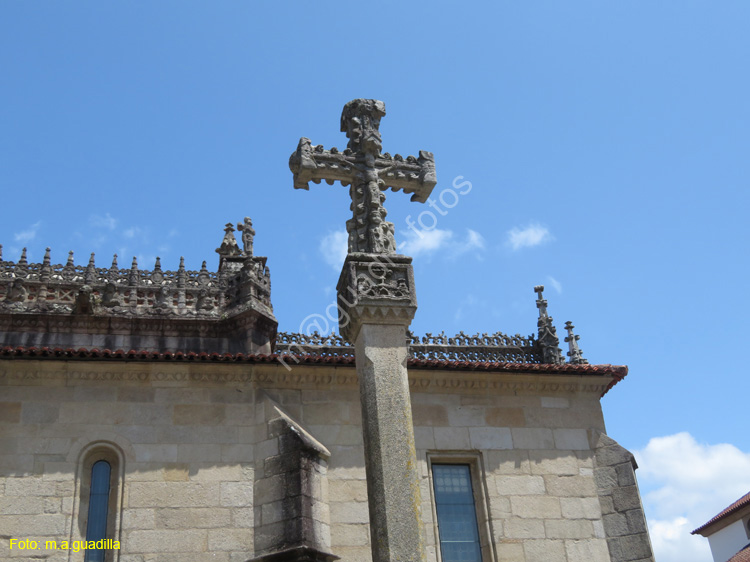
289 137 358 190
375 150 436 203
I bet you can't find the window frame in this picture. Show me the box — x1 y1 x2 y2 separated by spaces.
426 452 497 562
70 443 124 562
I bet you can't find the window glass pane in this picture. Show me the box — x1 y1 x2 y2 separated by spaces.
432 464 482 562
84 460 111 562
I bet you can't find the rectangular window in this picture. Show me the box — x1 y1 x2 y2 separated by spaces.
432 464 482 562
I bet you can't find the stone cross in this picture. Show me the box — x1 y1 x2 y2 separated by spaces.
289 99 436 254
291 100 436 562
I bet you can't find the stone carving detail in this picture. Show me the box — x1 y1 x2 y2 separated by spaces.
73 285 96 315
276 330 540 363
0 219 272 319
535 285 564 365
290 99 437 254
564 321 588 365
238 216 255 257
276 287 584 365
216 223 242 257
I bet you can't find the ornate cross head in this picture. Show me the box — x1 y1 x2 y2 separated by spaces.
290 99 437 255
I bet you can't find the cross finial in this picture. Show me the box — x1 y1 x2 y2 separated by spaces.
290 99 437 255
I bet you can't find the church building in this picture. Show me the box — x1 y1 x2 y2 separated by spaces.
0 99 655 562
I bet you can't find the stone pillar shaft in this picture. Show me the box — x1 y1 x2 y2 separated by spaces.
355 323 425 562
337 253 425 562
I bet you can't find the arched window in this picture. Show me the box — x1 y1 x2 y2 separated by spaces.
84 460 112 562
70 442 124 562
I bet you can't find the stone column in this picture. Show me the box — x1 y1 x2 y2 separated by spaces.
337 253 425 562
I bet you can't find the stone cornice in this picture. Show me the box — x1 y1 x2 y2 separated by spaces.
0 358 616 395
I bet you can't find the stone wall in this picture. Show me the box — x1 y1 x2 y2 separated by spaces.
0 360 648 562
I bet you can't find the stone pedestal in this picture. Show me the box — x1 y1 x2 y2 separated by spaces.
337 253 425 562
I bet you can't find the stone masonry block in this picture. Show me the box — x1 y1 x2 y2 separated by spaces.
485 407 526 427
447 406 486 427
156 507 231 529
595 467 619 490
607 533 653 562
411 404 449 425
0 402 22 422
126 530 207 553
612 486 642 512
173 404 226 425
496 475 546 495
599 495 615 515
596 445 634 468
504 518 546 539
510 496 562 519
603 513 630 537
544 475 597 497
21 402 59 423
414 426 436 449
512 428 555 450
560 497 602 520
469 427 513 450
541 397 570 409
524 539 566 562
0 514 66 535
544 519 594 539
625 509 648 534
434 427 471 449
4 478 57 496
330 523 370 547
122 509 156 530
329 480 368 503
616 463 637 487
490 496 512 519
207 528 253 552
485 449 531 475
221 481 253 507
553 429 590 450
330 501 370 524
0 496 45 515
529 451 579 476
495 542 525 562
565 538 611 561
128 482 220 508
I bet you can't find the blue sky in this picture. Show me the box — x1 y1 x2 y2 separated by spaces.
1 3 749 559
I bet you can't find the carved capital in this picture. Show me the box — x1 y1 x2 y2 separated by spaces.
336 253 417 343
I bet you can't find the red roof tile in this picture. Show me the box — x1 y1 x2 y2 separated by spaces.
728 545 750 562
0 345 627 394
692 492 750 535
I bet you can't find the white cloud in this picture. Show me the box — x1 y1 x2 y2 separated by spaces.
634 433 750 562
460 229 486 253
454 293 481 322
399 228 485 258
319 230 348 270
124 227 143 239
90 213 117 230
506 222 553 251
547 276 562 294
399 228 453 256
14 221 41 244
